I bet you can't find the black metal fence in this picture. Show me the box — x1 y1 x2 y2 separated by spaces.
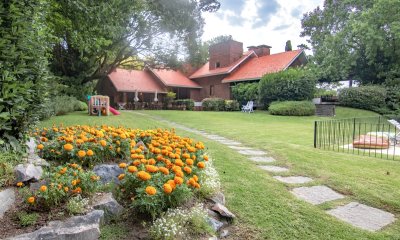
314 116 400 160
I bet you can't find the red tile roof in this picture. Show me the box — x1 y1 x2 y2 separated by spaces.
108 68 167 93
150 69 201 88
189 51 255 79
222 50 304 83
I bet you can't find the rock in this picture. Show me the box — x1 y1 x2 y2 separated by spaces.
220 229 229 238
212 203 236 219
208 237 218 240
7 210 104 240
93 164 124 184
92 193 124 223
291 186 344 205
210 192 225 205
26 138 36 154
14 164 43 182
135 141 148 152
30 180 47 192
27 154 49 167
207 217 224 232
208 209 220 219
0 188 15 219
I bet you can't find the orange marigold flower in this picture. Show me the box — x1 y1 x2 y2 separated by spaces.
189 178 196 186
72 187 82 194
37 144 44 150
145 165 158 173
174 176 184 185
119 162 127 168
172 166 181 173
64 143 73 151
197 162 205 169
193 175 198 182
137 171 151 181
99 140 107 147
145 186 157 195
40 185 47 192
148 158 156 165
128 166 137 173
87 149 94 156
132 160 141 166
167 179 176 190
183 166 192 174
16 182 24 187
118 174 125 180
175 159 184 167
203 155 209 161
70 163 78 168
27 196 35 204
185 158 194 165
59 167 67 174
194 183 200 189
175 171 184 178
159 167 169 175
71 180 78 186
64 187 69 192
77 150 86 158
163 183 172 194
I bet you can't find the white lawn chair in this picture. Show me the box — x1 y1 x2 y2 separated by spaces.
387 119 400 144
241 101 254 113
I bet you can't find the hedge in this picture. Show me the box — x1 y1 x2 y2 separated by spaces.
269 101 316 116
231 82 258 104
202 98 225 111
338 86 386 111
174 99 195 110
224 100 240 111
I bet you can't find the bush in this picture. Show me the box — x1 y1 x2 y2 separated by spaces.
269 101 316 116
17 211 39 227
174 99 195 110
259 68 316 107
224 100 240 111
231 82 258 104
338 86 386 111
0 153 23 188
202 98 225 111
74 101 88 111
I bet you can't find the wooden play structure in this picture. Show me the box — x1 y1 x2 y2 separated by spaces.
89 95 109 116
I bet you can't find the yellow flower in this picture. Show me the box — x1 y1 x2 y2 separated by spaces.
100 140 107 147
64 143 73 151
37 144 44 150
16 182 24 187
40 185 47 192
174 176 184 185
118 174 125 180
163 183 172 194
197 162 205 169
87 149 94 156
119 163 127 168
77 150 86 158
145 186 157 195
137 171 151 181
128 166 137 173
27 196 35 204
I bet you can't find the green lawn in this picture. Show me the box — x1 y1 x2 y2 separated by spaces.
39 108 400 240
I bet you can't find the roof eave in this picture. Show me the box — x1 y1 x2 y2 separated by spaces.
166 84 202 89
222 77 260 83
190 72 229 79
283 50 305 70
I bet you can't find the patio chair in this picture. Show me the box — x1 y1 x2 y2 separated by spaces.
387 119 400 144
241 101 254 113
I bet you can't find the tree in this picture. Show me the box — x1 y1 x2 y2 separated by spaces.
49 0 220 99
301 0 400 84
285 40 292 51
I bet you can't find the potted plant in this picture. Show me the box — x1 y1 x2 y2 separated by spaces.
165 91 176 109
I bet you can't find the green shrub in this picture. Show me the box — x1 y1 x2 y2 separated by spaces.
259 68 316 107
314 89 337 97
224 100 240 111
74 101 88 111
67 195 89 215
231 82 258 104
338 86 386 111
0 153 23 187
202 98 225 111
17 211 39 227
53 96 78 115
174 99 195 110
269 101 316 116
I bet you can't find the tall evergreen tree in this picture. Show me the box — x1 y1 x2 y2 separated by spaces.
285 40 292 51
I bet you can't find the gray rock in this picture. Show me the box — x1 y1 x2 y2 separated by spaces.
93 164 124 184
291 186 345 205
249 156 275 163
26 138 36 154
92 193 124 223
212 203 236 219
327 202 396 231
208 209 220 219
273 176 313 184
220 229 229 238
27 154 49 167
7 210 104 240
238 150 267 156
208 237 218 240
207 217 224 232
210 192 226 205
14 164 43 182
227 146 252 150
217 140 242 146
258 165 289 173
0 188 15 219
134 141 148 152
30 180 47 192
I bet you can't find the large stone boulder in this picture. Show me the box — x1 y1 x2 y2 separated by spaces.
0 188 15 219
207 217 224 232
212 203 236 219
14 164 43 182
93 164 124 184
7 210 104 240
27 154 49 167
91 193 124 223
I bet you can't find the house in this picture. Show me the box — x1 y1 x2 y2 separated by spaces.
97 39 307 107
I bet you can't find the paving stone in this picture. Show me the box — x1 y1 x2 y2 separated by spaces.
0 188 15 219
327 202 396 231
258 165 289 172
273 176 313 184
238 150 267 155
249 156 275 163
217 140 242 145
291 186 344 205
228 146 252 150
205 135 226 140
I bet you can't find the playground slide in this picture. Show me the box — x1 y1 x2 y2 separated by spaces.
109 106 120 115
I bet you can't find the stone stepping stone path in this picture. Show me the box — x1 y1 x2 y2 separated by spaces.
327 202 396 231
273 176 313 184
291 186 344 205
259 165 289 173
238 149 267 155
132 112 397 232
249 156 276 163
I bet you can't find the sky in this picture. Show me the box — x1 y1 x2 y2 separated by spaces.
201 0 324 54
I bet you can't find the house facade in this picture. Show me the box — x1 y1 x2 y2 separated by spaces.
97 40 307 107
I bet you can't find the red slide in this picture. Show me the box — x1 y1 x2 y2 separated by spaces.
109 106 120 115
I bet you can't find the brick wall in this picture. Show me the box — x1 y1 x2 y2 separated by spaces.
209 40 243 70
192 75 231 100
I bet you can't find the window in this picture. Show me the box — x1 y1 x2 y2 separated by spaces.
215 62 220 68
210 85 214 96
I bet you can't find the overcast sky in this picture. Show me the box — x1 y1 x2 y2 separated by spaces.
202 0 324 54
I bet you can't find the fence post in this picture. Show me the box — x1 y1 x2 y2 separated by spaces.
314 121 317 148
353 118 356 141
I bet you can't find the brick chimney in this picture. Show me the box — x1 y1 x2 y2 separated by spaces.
247 45 271 57
209 40 243 70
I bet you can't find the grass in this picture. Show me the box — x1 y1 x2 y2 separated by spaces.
39 108 400 239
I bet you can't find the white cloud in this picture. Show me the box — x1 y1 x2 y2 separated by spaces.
202 0 323 54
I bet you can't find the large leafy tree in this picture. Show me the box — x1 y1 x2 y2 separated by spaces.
49 0 220 99
301 0 400 84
